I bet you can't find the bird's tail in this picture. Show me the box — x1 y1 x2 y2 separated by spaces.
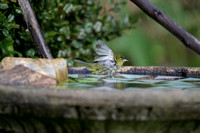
74 59 102 73
73 59 88 65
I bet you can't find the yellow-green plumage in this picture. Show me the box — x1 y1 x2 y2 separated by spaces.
74 40 128 75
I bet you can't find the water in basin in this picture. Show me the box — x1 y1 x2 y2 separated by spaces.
59 74 200 90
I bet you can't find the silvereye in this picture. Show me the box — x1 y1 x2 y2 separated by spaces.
74 40 128 75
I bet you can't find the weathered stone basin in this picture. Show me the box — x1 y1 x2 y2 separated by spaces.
1 66 200 133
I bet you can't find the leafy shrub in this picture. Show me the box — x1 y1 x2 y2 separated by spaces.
0 0 24 60
0 0 132 65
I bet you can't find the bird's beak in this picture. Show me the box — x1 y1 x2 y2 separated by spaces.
124 59 128 62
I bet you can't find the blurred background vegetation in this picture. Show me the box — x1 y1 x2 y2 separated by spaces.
109 0 200 67
0 0 200 67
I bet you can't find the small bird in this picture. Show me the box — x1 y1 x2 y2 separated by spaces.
74 40 128 75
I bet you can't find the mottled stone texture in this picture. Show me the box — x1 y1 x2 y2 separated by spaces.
1 84 200 132
0 65 56 86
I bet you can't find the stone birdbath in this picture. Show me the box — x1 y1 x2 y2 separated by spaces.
1 0 200 133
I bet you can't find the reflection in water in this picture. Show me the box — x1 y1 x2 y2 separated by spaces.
58 74 200 90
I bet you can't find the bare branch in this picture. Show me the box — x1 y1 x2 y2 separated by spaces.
18 0 53 59
130 0 200 55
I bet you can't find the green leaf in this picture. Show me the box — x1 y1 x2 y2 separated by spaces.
10 50 23 57
63 3 73 14
2 29 9 37
48 31 57 36
77 29 86 40
0 12 6 24
0 36 14 53
15 8 22 14
59 26 71 36
93 21 102 32
7 14 15 22
85 22 93 33
6 23 20 29
11 0 17 2
26 48 36 57
71 40 82 48
57 49 68 58
0 4 8 9
1 0 9 3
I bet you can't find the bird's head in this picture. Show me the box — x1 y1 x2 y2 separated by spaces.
114 54 128 68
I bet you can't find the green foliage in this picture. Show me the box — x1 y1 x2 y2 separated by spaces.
0 0 132 65
0 0 22 59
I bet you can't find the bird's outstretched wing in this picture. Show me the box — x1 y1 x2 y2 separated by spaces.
94 40 114 62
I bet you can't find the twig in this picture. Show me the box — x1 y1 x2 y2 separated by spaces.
130 0 200 55
18 0 53 59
